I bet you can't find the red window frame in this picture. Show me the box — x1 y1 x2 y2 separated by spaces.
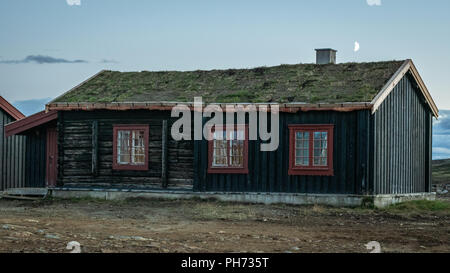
207 124 249 174
288 124 334 176
113 124 149 171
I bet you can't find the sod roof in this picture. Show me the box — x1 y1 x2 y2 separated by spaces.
52 61 405 104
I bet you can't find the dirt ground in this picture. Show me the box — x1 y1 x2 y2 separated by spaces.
0 197 449 253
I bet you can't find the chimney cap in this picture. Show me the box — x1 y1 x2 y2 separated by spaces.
315 48 338 52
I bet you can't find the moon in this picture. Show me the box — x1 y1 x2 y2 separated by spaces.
354 41 360 52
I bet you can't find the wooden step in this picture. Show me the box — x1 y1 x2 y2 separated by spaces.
0 194 43 201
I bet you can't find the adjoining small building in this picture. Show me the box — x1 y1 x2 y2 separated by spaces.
5 110 58 188
1 96 57 191
5 49 439 207
0 96 26 191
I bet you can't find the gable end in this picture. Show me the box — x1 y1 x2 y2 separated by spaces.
370 60 438 117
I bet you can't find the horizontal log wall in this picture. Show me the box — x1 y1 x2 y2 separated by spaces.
0 110 26 190
371 73 432 194
194 110 370 194
58 110 193 189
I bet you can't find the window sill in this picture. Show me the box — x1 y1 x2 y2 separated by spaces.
112 164 149 171
288 168 334 176
208 167 249 174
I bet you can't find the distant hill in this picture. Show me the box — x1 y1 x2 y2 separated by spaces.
12 97 52 116
433 159 450 184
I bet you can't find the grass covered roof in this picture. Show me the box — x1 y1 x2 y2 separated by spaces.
53 61 405 104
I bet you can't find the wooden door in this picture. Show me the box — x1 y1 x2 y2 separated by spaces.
46 127 58 187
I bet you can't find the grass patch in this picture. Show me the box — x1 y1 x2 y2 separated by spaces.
433 159 450 184
216 90 257 103
384 200 450 212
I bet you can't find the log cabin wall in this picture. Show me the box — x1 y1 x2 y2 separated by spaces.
57 110 194 190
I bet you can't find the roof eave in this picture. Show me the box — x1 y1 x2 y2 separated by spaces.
46 101 372 113
5 110 58 137
0 96 26 120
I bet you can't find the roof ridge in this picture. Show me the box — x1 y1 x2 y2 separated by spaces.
102 60 407 74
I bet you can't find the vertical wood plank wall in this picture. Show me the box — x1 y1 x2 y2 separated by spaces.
371 73 432 194
0 110 26 191
24 128 47 188
194 110 370 194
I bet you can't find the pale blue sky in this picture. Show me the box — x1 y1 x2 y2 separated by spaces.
1 0 450 158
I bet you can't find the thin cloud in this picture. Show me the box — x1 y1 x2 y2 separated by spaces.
367 0 381 6
433 110 450 159
433 147 450 160
0 55 88 64
66 0 81 6
100 59 119 64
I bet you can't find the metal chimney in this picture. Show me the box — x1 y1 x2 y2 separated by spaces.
315 48 337 64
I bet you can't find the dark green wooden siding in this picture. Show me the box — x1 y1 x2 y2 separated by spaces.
371 73 432 194
194 110 370 194
0 110 26 190
24 128 47 188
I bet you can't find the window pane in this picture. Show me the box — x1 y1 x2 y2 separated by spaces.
213 130 227 166
302 149 308 157
314 149 321 157
213 139 228 167
118 154 130 164
314 140 321 149
313 131 327 166
313 157 320 166
230 139 244 167
211 128 246 169
295 131 309 166
131 130 145 165
117 130 131 164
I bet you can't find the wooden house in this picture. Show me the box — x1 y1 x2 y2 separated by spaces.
5 50 439 205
